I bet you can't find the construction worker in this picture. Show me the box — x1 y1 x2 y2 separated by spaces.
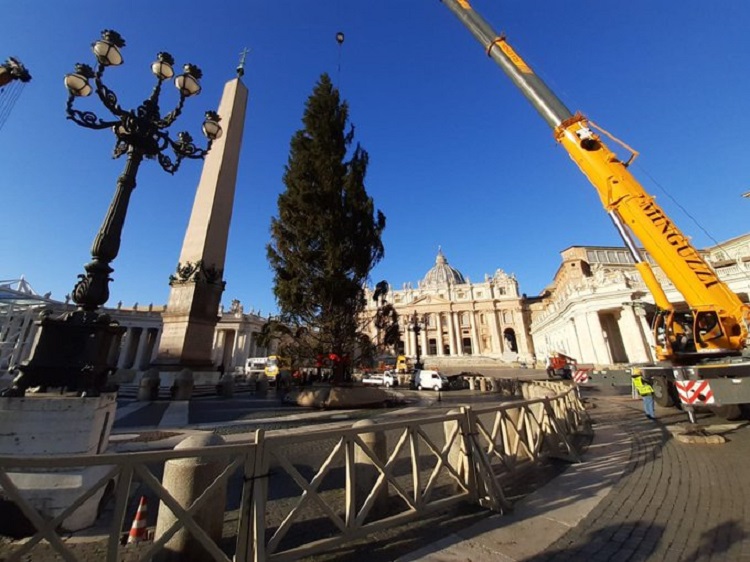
631 370 656 419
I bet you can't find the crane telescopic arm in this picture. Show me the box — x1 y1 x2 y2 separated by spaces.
440 0 750 358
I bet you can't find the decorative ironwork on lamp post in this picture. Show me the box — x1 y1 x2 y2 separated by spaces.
408 311 426 370
3 30 222 397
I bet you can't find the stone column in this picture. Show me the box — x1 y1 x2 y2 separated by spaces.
469 312 479 355
453 313 463 356
636 306 656 361
618 305 651 363
585 311 610 364
133 328 150 371
573 314 595 364
447 313 457 356
489 310 501 355
420 328 428 360
435 314 444 356
117 328 132 369
233 329 242 368
568 318 583 361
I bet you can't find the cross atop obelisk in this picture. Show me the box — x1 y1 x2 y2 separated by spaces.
236 47 249 78
154 68 249 370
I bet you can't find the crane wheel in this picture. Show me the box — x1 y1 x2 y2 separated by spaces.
651 377 674 408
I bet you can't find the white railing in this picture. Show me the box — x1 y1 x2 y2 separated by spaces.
0 381 588 562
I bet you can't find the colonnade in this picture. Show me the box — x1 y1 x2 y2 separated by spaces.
401 309 525 360
543 302 654 366
213 328 267 371
115 327 160 371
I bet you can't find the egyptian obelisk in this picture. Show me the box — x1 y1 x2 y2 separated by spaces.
154 62 248 369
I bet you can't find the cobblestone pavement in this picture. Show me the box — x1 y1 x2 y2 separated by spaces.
529 389 750 562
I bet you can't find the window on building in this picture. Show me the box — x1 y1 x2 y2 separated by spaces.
460 312 470 326
498 287 506 295
428 339 437 355
462 337 472 355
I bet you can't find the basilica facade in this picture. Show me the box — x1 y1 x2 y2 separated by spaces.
362 250 535 366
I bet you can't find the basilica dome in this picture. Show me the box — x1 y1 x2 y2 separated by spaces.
421 249 466 288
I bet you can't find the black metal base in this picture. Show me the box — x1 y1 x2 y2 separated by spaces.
1 309 125 397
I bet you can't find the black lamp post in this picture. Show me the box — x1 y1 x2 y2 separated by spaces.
3 30 222 397
408 312 426 370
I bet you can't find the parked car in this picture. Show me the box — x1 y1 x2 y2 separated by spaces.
361 371 397 388
412 369 450 391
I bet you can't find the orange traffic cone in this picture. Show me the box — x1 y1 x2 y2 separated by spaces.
127 496 149 544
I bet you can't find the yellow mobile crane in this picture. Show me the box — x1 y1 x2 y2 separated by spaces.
441 0 750 417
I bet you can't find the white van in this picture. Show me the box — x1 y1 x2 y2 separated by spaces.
413 369 449 391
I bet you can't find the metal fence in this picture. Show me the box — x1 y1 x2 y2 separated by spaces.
0 381 589 561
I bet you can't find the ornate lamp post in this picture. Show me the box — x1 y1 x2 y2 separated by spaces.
4 30 222 397
408 312 426 370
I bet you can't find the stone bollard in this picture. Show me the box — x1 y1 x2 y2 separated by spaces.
479 378 488 392
443 409 469 491
138 368 160 401
353 419 388 517
256 374 268 397
468 377 476 391
154 433 228 562
216 373 234 398
172 369 194 401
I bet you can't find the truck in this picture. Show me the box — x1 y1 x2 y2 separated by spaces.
264 355 292 387
546 352 577 380
395 355 412 374
441 0 750 420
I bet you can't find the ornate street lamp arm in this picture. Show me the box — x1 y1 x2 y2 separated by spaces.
65 94 119 130
156 130 213 174
157 92 188 129
93 64 125 118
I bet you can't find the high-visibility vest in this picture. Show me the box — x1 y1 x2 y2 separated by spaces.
632 375 654 396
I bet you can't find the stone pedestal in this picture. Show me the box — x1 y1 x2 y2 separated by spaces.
0 392 117 532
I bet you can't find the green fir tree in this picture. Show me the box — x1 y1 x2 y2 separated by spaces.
267 73 388 381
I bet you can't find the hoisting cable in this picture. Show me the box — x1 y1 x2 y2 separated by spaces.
0 80 25 132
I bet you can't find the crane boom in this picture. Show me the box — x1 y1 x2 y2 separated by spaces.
440 0 750 360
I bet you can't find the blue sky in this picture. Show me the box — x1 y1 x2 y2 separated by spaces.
3 1 750 316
